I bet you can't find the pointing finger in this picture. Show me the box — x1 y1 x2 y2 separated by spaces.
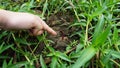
42 21 57 36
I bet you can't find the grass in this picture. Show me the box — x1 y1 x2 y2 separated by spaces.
0 0 120 68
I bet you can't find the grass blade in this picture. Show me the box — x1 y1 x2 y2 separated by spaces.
72 46 96 68
55 51 71 62
93 25 111 47
110 50 120 59
0 43 13 54
50 57 57 68
92 5 107 17
92 15 105 43
113 26 118 43
40 55 47 68
42 0 48 18
2 60 7 68
9 61 29 68
0 31 8 39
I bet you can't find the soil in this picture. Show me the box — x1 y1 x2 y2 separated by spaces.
35 10 74 51
46 12 75 51
35 12 76 67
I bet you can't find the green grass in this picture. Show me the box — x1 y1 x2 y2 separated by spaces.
0 0 120 68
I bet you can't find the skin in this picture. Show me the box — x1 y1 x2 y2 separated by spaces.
0 10 57 36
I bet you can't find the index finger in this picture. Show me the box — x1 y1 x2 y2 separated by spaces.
42 21 57 36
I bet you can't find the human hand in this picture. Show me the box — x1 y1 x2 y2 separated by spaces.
0 10 57 36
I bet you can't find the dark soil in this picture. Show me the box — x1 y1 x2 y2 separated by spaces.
46 12 75 51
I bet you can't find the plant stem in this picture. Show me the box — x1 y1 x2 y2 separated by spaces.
84 17 91 45
110 59 120 67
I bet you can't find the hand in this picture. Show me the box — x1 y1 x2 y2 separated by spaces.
0 10 57 36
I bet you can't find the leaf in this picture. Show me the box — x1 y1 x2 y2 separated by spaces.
93 25 111 47
55 51 71 62
50 57 57 68
70 44 84 58
42 0 48 18
59 62 67 68
47 46 55 53
92 15 105 43
110 50 120 59
113 9 120 13
102 49 120 64
2 60 7 68
40 55 47 68
112 26 118 44
76 43 84 53
70 50 82 58
101 50 111 65
69 21 86 27
29 0 34 9
0 31 8 39
8 58 13 66
0 56 10 59
92 5 107 17
72 46 96 68
16 38 28 45
8 61 29 68
0 43 13 54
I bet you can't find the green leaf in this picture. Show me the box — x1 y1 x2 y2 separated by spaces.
59 62 67 68
8 58 13 66
9 61 29 68
55 51 71 62
70 50 82 58
16 38 28 45
40 55 47 68
0 56 10 59
110 50 120 59
0 43 13 54
93 25 111 47
92 15 105 43
92 5 107 17
103 49 120 64
42 0 48 18
76 43 84 53
112 26 118 44
69 21 86 27
29 0 34 9
72 46 96 68
70 44 84 58
2 60 7 68
0 31 8 39
47 46 55 53
101 50 111 65
113 9 120 13
50 57 57 68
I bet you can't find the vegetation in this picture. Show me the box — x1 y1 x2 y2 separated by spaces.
0 0 120 68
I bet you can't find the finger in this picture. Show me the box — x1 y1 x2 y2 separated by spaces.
32 29 40 36
42 21 57 36
37 30 44 35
